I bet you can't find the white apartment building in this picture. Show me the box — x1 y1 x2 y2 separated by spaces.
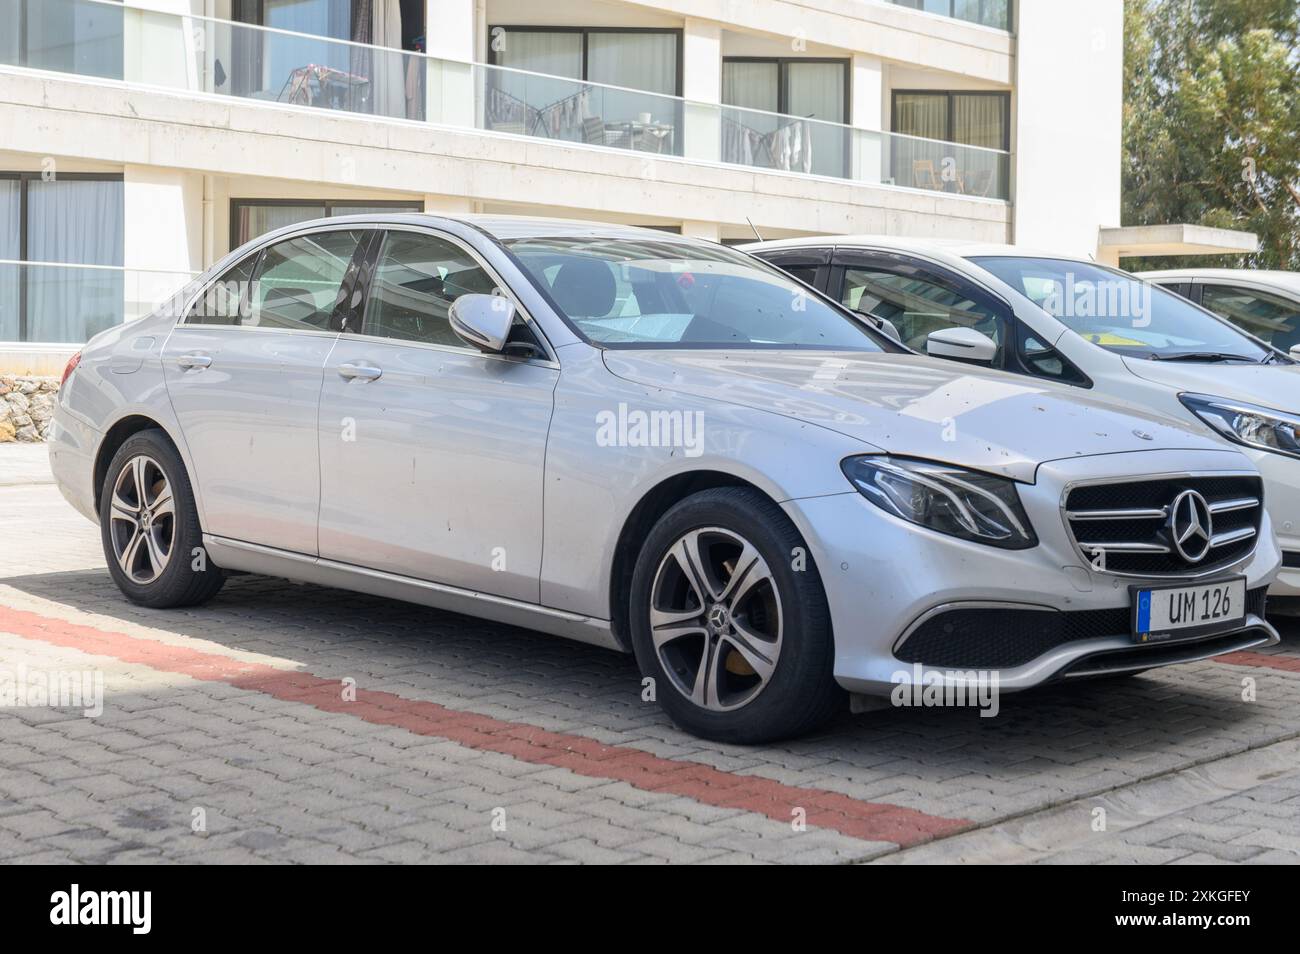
0 0 1127 374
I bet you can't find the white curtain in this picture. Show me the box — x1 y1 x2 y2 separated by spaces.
237 204 327 246
492 31 584 133
952 93 1006 149
371 0 404 118
0 180 18 341
722 61 779 114
25 178 124 343
586 33 676 95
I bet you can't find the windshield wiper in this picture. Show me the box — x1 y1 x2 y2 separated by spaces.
1147 351 1262 364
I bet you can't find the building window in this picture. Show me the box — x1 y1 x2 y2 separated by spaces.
486 27 683 154
0 0 124 79
230 199 423 248
890 90 1009 196
0 173 124 344
891 0 1013 32
892 91 1009 151
721 58 849 178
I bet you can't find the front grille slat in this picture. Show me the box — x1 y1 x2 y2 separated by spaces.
1065 476 1262 576
897 589 1269 669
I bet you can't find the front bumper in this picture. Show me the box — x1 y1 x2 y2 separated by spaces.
784 449 1282 697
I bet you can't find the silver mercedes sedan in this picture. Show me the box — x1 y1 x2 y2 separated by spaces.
49 215 1281 742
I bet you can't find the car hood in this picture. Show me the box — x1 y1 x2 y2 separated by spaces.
1123 356 1300 412
603 350 1229 483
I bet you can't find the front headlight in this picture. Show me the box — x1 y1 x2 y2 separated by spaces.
841 455 1037 549
1180 393 1300 461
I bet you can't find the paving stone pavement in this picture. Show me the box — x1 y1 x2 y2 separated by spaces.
2 443 1299 864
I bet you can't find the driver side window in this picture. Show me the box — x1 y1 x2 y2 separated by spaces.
837 262 1006 360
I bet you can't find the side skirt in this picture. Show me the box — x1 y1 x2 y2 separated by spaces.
202 534 623 652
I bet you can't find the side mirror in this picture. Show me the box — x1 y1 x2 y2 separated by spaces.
927 326 997 364
449 293 515 353
1290 344 1300 360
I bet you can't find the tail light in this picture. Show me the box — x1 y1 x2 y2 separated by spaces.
60 351 82 389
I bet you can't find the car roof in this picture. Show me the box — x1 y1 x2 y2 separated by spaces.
1135 268 1300 294
300 212 705 244
739 234 1078 261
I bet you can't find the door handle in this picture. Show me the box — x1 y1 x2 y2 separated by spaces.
337 362 382 382
176 353 212 370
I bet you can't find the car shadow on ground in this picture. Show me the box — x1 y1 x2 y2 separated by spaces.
5 566 1297 809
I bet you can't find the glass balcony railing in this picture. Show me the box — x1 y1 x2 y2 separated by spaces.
1 0 1011 201
888 0 1013 32
0 261 198 344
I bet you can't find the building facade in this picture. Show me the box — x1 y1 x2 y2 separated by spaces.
0 0 1123 374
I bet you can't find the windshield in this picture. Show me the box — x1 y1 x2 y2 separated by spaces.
504 236 887 351
971 256 1271 363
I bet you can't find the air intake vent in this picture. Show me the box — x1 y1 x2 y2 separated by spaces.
1065 476 1262 576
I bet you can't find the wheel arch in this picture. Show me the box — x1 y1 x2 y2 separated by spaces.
608 469 780 653
93 414 185 514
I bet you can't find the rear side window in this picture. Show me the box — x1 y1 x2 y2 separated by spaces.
361 231 499 347
183 253 258 326
246 230 367 331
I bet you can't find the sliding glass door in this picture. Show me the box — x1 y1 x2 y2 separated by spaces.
488 27 682 155
890 90 1009 196
721 58 848 177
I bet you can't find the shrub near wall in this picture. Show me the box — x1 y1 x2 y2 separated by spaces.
0 376 58 442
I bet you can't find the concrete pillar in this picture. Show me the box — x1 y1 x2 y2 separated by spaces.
681 220 721 242
123 166 204 319
123 0 203 93
682 19 721 163
426 0 477 128
851 54 884 185
423 195 476 215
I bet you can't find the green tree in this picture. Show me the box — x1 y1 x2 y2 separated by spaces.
1123 0 1300 270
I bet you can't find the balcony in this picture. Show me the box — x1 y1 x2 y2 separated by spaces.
0 0 1010 202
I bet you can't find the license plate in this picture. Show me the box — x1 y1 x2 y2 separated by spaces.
1131 577 1246 643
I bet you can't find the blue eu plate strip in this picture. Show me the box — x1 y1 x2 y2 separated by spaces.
1136 591 1152 633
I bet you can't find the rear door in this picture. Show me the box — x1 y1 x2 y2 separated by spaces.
162 226 370 555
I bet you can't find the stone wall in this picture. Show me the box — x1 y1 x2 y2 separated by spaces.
0 376 59 442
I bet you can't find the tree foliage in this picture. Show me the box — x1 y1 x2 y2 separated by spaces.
1123 0 1300 270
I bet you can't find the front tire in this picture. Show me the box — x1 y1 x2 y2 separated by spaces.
100 429 225 608
629 487 842 744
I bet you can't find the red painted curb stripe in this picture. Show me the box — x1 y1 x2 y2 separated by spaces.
1215 650 1300 673
0 604 969 847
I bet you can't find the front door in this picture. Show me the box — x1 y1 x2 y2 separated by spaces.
316 227 558 602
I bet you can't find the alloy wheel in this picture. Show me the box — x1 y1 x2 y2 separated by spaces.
108 455 176 585
649 527 783 712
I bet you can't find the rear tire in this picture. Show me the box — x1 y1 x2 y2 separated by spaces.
100 429 225 608
629 487 842 744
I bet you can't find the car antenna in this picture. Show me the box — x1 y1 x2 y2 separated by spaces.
745 217 764 242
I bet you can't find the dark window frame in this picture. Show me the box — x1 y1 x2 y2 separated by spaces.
890 89 1011 152
720 56 852 123
228 198 422 252
1 171 125 342
486 25 685 97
